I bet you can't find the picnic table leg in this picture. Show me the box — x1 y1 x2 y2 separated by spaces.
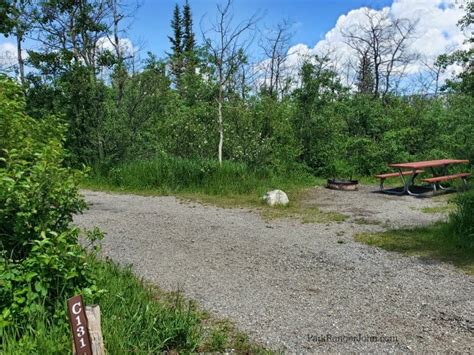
431 165 451 191
398 168 412 195
405 168 424 196
438 164 450 190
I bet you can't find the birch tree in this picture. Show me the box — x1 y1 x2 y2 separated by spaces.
202 0 258 164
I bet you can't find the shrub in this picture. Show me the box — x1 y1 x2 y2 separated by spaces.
448 189 474 247
0 75 98 330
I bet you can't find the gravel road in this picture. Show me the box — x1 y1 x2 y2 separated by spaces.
75 187 473 353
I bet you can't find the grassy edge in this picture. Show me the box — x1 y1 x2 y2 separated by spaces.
1 255 271 354
355 224 474 275
81 180 349 224
96 257 271 354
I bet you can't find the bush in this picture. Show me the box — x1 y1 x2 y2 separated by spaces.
448 189 474 247
0 75 98 331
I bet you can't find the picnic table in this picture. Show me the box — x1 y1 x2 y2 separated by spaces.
376 159 470 196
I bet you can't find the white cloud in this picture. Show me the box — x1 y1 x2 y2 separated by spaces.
0 42 20 69
96 36 137 59
270 0 468 92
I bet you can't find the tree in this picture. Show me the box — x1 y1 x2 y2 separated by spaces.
0 0 33 86
202 0 258 164
259 19 294 98
413 56 444 96
107 0 126 102
180 0 201 101
99 0 140 104
182 0 195 55
438 2 473 95
342 9 418 97
168 4 184 88
26 0 118 166
0 0 15 33
168 1 198 98
355 49 374 94
292 56 347 173
29 0 110 75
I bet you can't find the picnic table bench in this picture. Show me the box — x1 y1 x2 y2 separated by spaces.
375 159 470 196
421 173 470 191
375 170 424 192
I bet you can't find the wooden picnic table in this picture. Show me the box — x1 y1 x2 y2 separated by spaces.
386 159 470 196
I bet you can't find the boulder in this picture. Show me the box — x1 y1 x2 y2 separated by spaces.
263 189 289 206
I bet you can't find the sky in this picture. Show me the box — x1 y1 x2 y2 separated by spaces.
0 0 469 86
129 0 393 57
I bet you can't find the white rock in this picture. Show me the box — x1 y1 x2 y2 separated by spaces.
263 189 289 206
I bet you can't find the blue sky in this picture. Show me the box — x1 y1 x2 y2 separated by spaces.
128 0 393 57
1 0 466 90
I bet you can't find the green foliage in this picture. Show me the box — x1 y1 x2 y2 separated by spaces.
18 2 473 180
168 4 184 86
167 0 197 92
0 75 97 331
440 94 474 162
0 0 16 35
2 257 266 353
448 190 474 248
4 0 473 184
293 59 347 174
437 2 473 95
225 96 301 171
88 153 316 196
58 65 108 167
91 259 202 353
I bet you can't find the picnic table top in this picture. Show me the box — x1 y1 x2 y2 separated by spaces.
388 159 469 170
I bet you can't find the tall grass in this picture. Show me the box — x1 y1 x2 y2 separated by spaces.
447 189 474 248
86 155 317 196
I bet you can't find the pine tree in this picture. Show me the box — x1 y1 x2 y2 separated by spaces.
181 0 197 96
182 0 195 55
168 4 183 87
356 52 374 94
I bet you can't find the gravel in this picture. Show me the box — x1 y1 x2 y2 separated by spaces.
74 187 473 353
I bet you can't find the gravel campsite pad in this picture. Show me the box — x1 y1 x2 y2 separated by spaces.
75 187 473 352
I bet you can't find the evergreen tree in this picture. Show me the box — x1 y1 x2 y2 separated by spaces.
168 4 183 87
180 0 199 101
182 0 195 55
356 52 374 95
168 1 198 99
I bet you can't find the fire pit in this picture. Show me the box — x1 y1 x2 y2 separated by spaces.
327 179 359 191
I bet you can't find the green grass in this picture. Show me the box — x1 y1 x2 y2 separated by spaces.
420 205 454 214
353 217 381 225
1 257 268 354
86 155 319 196
355 224 474 275
84 156 347 223
177 188 347 223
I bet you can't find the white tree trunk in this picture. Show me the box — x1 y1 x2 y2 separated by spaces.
218 88 224 165
16 33 25 86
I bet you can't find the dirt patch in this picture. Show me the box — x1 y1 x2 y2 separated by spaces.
302 185 451 228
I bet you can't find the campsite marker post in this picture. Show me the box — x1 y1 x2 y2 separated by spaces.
67 295 93 355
